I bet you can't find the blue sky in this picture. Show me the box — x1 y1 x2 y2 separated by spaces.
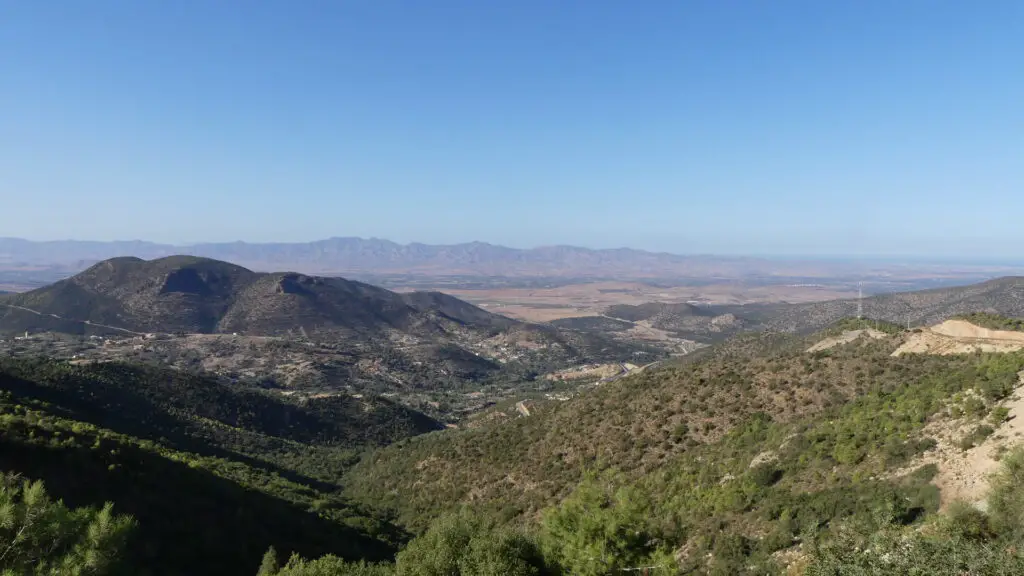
2 1 1022 257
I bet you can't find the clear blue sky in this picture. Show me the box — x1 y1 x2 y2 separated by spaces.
2 1 1022 257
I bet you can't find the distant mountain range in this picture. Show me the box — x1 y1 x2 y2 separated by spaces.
0 237 782 278
4 236 1017 280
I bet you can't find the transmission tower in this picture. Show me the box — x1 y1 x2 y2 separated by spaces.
856 282 863 320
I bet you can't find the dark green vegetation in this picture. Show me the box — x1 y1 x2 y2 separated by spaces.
606 302 710 322
0 357 442 478
562 302 745 343
954 312 1024 332
549 315 634 332
0 473 135 576
0 358 443 575
258 479 678 576
821 317 905 336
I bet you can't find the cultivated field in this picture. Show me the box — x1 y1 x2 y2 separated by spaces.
406 280 861 322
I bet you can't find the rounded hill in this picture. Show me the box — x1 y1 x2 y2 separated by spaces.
0 256 518 339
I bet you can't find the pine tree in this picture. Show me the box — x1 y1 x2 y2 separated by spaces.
0 473 134 576
257 547 280 576
539 471 675 575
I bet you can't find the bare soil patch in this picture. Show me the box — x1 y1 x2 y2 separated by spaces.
888 320 1024 508
544 363 623 381
895 381 1024 510
806 329 887 352
893 320 1024 356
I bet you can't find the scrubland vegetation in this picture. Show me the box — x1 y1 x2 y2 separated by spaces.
6 317 1024 574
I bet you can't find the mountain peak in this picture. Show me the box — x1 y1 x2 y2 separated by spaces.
0 255 515 338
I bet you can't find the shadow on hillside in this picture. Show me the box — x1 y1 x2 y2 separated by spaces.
0 372 343 492
0 436 397 576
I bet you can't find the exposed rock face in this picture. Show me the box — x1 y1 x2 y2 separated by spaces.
160 268 215 296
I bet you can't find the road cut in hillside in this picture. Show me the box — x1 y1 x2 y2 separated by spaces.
893 320 1024 356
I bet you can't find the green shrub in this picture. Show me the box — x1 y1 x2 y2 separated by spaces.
806 447 1024 575
270 553 395 576
909 463 939 482
269 514 546 576
986 447 1024 541
990 406 1011 425
958 425 995 451
962 396 988 418
539 472 675 576
455 532 546 576
942 501 994 541
749 463 783 487
394 512 548 576
0 473 134 575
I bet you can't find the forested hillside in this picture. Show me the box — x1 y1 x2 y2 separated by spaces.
340 323 1024 572
0 358 442 575
7 317 1024 574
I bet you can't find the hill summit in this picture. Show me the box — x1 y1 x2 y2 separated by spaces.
0 256 514 338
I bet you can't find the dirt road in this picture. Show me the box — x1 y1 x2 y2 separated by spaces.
0 303 144 335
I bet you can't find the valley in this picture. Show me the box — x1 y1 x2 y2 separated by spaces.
0 330 646 422
7 256 1024 574
6 4 1018 573
391 280 862 322
0 257 667 422
6 257 1024 426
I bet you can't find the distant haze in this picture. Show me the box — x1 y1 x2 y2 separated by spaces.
2 237 1024 283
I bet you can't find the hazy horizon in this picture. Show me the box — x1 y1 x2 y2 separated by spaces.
6 235 1024 268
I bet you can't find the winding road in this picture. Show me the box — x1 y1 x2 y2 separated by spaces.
0 303 144 335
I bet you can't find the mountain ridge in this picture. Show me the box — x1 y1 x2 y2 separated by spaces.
745 275 1024 334
0 236 974 279
543 277 1024 345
